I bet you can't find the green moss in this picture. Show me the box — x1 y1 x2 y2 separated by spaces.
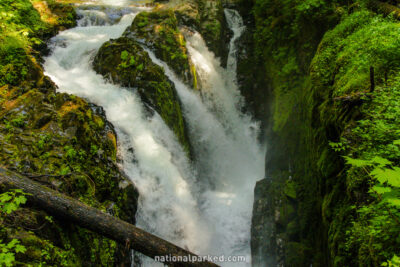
250 0 400 265
311 10 400 97
0 0 76 87
196 0 227 59
254 1 400 265
93 37 192 155
124 9 193 84
0 2 135 264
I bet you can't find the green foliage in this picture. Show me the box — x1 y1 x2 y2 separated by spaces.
120 50 129 61
0 0 48 86
329 138 349 152
0 239 27 267
0 0 76 86
312 10 400 97
382 255 400 267
340 75 400 265
253 0 400 265
0 189 28 214
0 189 28 266
119 50 137 69
129 10 190 81
0 1 124 266
64 145 86 162
37 134 52 151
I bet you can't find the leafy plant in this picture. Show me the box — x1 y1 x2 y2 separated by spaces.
0 189 28 214
120 50 129 61
0 239 26 267
119 50 137 68
345 155 400 264
0 189 28 266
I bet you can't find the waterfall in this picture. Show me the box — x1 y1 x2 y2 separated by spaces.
225 9 246 81
44 2 265 266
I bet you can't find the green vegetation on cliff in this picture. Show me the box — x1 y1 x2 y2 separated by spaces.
250 0 400 266
0 1 138 266
0 0 76 87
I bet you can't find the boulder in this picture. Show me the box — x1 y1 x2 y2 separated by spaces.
93 37 192 155
123 9 196 86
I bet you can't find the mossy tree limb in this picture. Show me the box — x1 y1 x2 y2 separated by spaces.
0 168 218 267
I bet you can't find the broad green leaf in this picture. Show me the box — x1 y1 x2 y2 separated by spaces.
371 168 388 184
387 198 400 206
3 203 17 214
6 239 17 249
372 185 392 194
344 156 372 167
370 167 400 187
14 195 26 205
371 156 392 167
0 194 12 202
386 168 400 187
14 244 26 253
12 189 23 194
393 140 400 145
0 252 15 267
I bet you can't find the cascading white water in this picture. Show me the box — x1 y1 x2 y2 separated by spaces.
44 4 210 258
144 9 265 263
44 2 265 266
225 9 246 79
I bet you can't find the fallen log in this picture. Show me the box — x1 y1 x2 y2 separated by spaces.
333 91 372 104
0 168 219 267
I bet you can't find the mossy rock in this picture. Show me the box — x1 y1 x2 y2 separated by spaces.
197 0 231 66
93 37 191 155
123 9 196 86
169 0 231 66
173 0 200 29
0 81 139 265
0 0 138 265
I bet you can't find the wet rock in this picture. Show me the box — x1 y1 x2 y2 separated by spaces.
163 0 232 67
251 175 304 267
251 178 278 267
197 0 232 67
123 9 196 86
1 1 138 265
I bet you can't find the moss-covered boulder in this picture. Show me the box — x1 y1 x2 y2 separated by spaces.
93 37 191 155
165 0 232 67
0 78 138 265
123 9 196 86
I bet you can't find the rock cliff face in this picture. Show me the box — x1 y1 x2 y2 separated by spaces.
235 0 400 266
0 1 138 265
158 0 232 67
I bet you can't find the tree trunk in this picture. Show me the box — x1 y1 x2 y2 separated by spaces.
0 168 219 267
